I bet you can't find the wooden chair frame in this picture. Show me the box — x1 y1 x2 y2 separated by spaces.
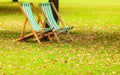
38 2 73 43
14 3 53 45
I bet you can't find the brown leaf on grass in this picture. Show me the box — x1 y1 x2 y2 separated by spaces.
43 65 47 68
64 60 68 63
64 58 72 63
111 54 116 59
2 73 6 75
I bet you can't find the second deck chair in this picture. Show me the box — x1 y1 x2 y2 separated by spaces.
14 3 53 45
38 2 73 43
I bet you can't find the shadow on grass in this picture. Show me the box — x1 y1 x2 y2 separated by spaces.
0 2 21 14
1 29 120 45
0 30 20 39
1 30 120 54
73 31 120 44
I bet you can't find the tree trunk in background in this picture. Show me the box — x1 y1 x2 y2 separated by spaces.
49 0 59 22
13 0 18 2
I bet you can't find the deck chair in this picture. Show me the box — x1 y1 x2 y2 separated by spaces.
14 3 53 45
38 2 73 43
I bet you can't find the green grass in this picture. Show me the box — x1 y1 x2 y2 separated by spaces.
0 0 120 75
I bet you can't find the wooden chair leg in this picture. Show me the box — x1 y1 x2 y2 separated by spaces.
66 32 73 42
31 30 41 45
53 31 60 43
34 34 41 45
47 35 53 43
20 18 28 38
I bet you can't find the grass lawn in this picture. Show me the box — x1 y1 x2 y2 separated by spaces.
0 0 120 75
